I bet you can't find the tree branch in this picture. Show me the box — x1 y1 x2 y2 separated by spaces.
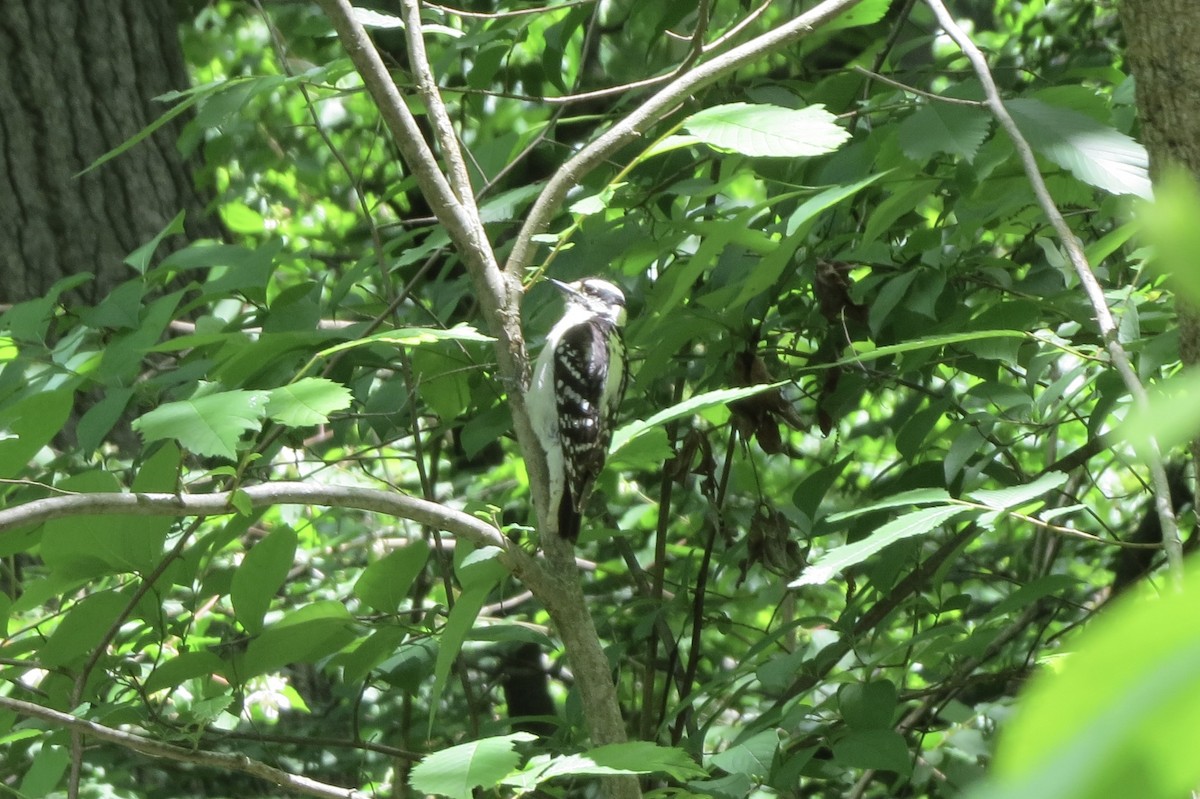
503 0 868 279
0 696 371 799
312 0 548 529
924 0 1183 581
0 482 547 582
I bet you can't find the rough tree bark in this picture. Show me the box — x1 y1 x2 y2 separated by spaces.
1119 0 1200 502
0 1 214 305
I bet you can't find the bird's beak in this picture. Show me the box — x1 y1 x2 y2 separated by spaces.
547 278 578 297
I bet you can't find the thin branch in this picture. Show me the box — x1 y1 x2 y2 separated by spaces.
0 482 514 568
923 0 1184 581
0 696 371 799
850 65 985 106
503 0 869 279
425 0 596 19
400 0 476 206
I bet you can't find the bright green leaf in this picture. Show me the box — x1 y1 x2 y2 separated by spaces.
132 388 271 459
793 505 971 586
267 378 353 427
967 559 1200 799
411 733 536 799
682 103 851 158
1005 98 1152 199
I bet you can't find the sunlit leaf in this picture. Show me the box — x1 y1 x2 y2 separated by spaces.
132 388 270 459
411 733 536 799
267 378 353 427
792 505 970 586
682 103 851 158
1005 98 1152 199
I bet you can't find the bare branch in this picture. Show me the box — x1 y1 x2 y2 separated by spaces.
503 0 869 279
0 695 371 799
0 481 510 561
923 0 1183 579
313 0 548 533
399 0 476 205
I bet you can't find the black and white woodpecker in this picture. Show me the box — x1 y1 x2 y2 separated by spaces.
528 278 628 542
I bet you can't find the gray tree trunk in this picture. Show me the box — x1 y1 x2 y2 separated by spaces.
0 1 214 305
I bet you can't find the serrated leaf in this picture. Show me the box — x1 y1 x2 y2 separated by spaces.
566 739 705 777
411 733 536 799
132 389 270 459
792 505 970 586
898 103 992 162
1005 98 1152 199
967 471 1067 510
682 103 851 158
267 378 353 427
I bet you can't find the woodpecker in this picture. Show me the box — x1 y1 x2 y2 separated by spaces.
528 278 628 542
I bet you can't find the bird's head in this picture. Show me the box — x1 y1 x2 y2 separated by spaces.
548 278 627 326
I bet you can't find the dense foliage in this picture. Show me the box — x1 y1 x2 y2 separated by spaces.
2 1 1198 798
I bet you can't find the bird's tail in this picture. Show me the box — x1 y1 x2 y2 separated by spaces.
558 483 581 542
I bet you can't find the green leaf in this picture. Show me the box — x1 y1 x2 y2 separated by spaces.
19 744 69 798
826 488 954 522
792 505 970 586
831 729 912 775
682 103 851 158
411 733 536 799
898 103 992 162
1005 98 1152 199
840 680 898 729
966 471 1067 510
824 0 893 31
1138 169 1200 306
76 93 200 177
966 559 1200 799
314 323 494 360
1120 368 1200 458
132 388 271 459
354 541 431 614
709 731 779 777
40 591 129 667
611 384 786 454
144 651 228 694
124 210 186 273
266 378 353 427
0 389 74 479
239 601 358 679
232 527 298 635
526 742 707 781
40 471 137 578
430 581 496 734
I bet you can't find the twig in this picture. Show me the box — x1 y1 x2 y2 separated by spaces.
923 0 1183 581
0 696 370 799
850 65 985 106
